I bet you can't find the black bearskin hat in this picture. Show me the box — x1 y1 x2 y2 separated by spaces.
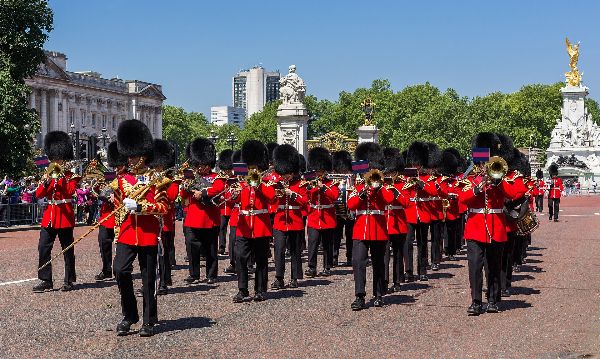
406 141 429 167
266 142 279 165
444 148 464 172
298 154 307 173
149 139 176 169
332 150 353 173
217 149 234 170
106 141 127 168
117 119 154 159
188 137 216 167
497 133 515 163
549 163 559 177
273 144 299 175
440 148 459 176
472 132 502 157
536 169 543 179
383 147 405 173
354 142 384 170
520 156 532 177
241 140 268 170
232 149 242 163
507 148 523 172
308 147 333 172
427 142 441 169
44 131 74 161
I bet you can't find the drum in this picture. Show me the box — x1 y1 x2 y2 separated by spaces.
516 210 540 236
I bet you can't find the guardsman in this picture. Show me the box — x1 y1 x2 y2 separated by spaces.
426 142 444 272
224 150 242 274
34 131 81 293
547 164 563 222
217 149 235 255
332 150 354 267
112 119 169 337
305 147 340 277
534 169 545 213
271 144 307 289
438 148 462 261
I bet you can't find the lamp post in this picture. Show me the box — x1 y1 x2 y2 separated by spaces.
68 123 82 173
208 130 219 144
226 132 237 150
98 127 109 149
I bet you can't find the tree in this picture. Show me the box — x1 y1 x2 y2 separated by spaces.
237 100 279 145
0 0 53 177
162 105 210 161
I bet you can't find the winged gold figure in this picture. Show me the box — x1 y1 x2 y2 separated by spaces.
565 37 582 86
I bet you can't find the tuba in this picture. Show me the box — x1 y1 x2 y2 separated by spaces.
485 156 508 181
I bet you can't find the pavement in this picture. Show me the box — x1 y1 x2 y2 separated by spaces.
0 195 599 358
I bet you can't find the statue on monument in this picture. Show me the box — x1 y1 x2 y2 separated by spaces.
565 37 582 87
279 65 306 105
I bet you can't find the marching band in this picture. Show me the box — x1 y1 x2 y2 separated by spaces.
32 119 547 337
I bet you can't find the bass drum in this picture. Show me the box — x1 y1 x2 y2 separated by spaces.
516 210 540 236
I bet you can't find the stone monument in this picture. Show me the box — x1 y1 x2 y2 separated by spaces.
276 65 309 156
545 38 600 186
357 97 379 143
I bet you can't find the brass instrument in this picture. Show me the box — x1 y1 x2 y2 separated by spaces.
441 198 451 221
485 156 508 181
364 169 384 188
245 168 262 187
45 162 64 179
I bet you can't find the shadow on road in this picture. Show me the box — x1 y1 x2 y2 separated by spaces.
76 281 116 290
300 279 333 287
156 316 214 334
512 274 535 281
384 294 417 305
500 299 532 311
510 287 541 296
268 289 304 300
168 284 210 295
428 272 454 280
440 263 464 269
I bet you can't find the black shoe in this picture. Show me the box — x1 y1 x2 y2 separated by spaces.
373 296 385 307
206 278 216 285
218 247 226 255
184 256 189 262
224 265 236 274
318 269 332 277
157 287 168 296
116 319 138 336
233 290 250 303
135 288 144 297
431 263 440 271
341 261 352 267
467 302 484 316
554 219 559 222
419 274 429 281
404 274 415 283
253 292 266 302
486 302 499 313
448 255 457 261
501 289 511 297
391 283 402 292
33 280 53 293
94 272 112 281
288 279 298 288
332 259 338 268
271 278 285 290
248 266 256 274
61 282 75 292
285 249 291 258
304 268 317 278
184 276 199 285
549 217 552 221
139 324 154 337
351 296 366 311
165 278 173 287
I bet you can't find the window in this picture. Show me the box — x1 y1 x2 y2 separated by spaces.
91 114 96 127
80 110 86 127
112 116 116 130
69 109 75 126
102 115 107 129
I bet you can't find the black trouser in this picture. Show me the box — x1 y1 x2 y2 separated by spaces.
445 219 460 257
334 217 354 264
430 220 442 264
459 214 466 248
113 243 158 325
38 227 76 283
235 236 269 293
535 195 544 212
76 206 85 223
87 201 98 225
352 240 387 297
512 233 526 266
159 231 174 289
548 198 560 220
467 239 503 304
307 227 334 270
273 229 303 280
218 215 230 251
501 232 516 291
384 234 408 285
169 232 176 266
184 226 219 280
407 222 429 275
228 225 237 268
97 226 114 275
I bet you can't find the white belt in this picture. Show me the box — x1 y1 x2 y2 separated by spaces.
49 199 72 205
469 208 503 214
430 196 442 201
310 204 334 209
410 197 431 202
386 205 403 210
239 209 269 216
355 210 385 216
278 205 300 210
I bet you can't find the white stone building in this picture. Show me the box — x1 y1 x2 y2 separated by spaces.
26 51 166 157
233 66 279 117
210 106 246 128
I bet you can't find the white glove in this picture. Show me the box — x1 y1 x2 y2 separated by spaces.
123 198 138 212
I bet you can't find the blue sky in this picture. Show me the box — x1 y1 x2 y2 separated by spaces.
46 0 599 115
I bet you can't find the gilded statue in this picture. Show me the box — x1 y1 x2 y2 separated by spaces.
565 37 582 87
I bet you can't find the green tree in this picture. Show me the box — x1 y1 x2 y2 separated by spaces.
238 100 279 144
162 105 210 161
0 0 53 177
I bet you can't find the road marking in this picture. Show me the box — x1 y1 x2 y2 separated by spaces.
561 214 598 217
594 213 600 215
0 278 37 286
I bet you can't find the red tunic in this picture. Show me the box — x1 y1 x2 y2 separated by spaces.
273 178 308 232
403 174 438 224
437 176 461 221
115 172 169 246
235 182 277 238
386 180 410 235
162 181 180 232
504 171 530 233
220 174 238 217
306 178 339 230
347 182 394 240
428 175 444 221
548 178 564 199
181 172 226 229
36 172 79 229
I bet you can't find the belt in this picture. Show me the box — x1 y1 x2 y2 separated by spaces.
49 199 72 205
409 197 431 202
355 210 385 216
386 205 403 210
310 204 334 209
429 196 442 201
469 208 503 214
278 205 300 210
239 209 269 216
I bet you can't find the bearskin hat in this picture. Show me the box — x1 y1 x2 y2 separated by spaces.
536 169 543 179
44 131 74 161
383 147 405 173
406 141 429 167
266 142 279 165
308 147 333 172
472 132 502 157
520 156 532 177
298 154 307 173
354 142 384 170
273 144 299 175
497 133 516 163
241 140 268 170
232 149 242 163
444 148 465 172
106 141 127 168
549 163 559 177
507 148 524 171
426 142 442 169
332 150 353 173
149 139 175 169
117 119 154 159
188 137 216 167
217 149 234 170
440 148 460 176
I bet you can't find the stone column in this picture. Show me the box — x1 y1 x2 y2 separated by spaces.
357 125 379 144
30 88 36 110
130 98 137 119
61 91 68 132
40 90 48 138
276 103 309 156
51 89 59 132
156 108 163 139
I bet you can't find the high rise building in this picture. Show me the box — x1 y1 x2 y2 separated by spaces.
232 66 280 117
210 106 246 128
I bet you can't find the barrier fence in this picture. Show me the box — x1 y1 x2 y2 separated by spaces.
0 203 46 227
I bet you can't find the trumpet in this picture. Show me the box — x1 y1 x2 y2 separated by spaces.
364 169 384 189
245 168 262 187
45 162 64 179
485 156 508 181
